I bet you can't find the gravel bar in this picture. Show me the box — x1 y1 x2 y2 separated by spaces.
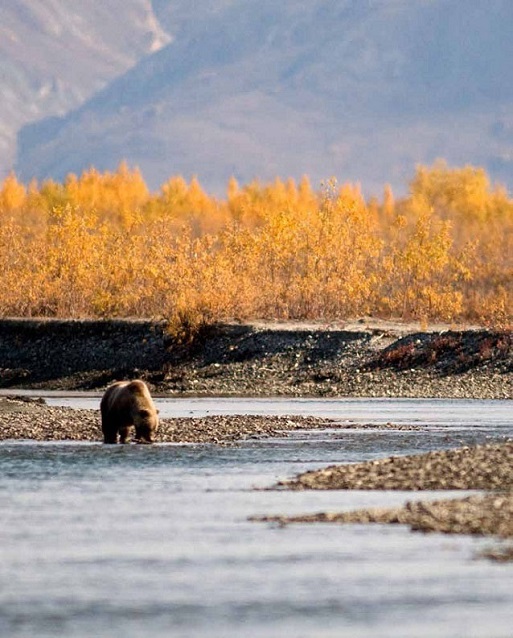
252 493 513 540
277 441 513 491
253 441 513 553
0 396 335 444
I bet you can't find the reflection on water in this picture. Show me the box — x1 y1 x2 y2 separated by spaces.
1 398 513 637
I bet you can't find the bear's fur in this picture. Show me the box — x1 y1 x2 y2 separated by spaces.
100 380 159 444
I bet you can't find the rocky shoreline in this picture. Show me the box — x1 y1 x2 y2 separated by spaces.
252 492 513 549
0 318 512 398
1 318 512 556
253 441 513 557
0 396 334 444
277 441 513 492
2 395 512 552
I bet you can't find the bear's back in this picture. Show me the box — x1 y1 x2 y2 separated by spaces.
101 380 153 414
125 380 150 398
101 381 131 414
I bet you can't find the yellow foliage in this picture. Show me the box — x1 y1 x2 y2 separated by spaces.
0 173 26 212
0 161 512 327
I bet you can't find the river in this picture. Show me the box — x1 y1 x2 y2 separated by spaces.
1 397 512 637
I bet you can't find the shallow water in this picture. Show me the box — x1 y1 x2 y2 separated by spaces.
1 398 513 637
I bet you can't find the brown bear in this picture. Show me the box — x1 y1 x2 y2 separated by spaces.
100 380 159 444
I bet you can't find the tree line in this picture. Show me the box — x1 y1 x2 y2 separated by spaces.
1 160 512 331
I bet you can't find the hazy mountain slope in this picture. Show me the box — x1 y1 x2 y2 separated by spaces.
0 0 169 177
15 0 513 195
151 0 234 35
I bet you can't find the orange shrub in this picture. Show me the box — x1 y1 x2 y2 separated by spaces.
0 161 512 328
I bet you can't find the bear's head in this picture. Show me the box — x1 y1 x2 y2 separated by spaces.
134 408 159 443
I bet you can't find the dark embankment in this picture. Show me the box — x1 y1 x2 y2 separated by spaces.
0 318 512 397
0 319 172 389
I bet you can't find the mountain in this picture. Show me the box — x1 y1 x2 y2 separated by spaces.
12 0 513 195
0 0 169 178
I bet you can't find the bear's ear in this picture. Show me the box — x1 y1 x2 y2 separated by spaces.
139 409 151 418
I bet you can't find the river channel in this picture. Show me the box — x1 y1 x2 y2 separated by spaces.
1 397 512 637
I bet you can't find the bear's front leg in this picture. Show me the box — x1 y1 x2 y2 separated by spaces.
118 426 131 444
103 431 118 444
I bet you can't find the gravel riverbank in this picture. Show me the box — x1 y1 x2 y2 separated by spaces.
0 396 335 444
252 441 513 555
1 318 512 553
252 492 513 544
277 441 513 491
1 396 512 553
0 318 512 398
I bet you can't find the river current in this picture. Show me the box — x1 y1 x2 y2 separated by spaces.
1 397 512 637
